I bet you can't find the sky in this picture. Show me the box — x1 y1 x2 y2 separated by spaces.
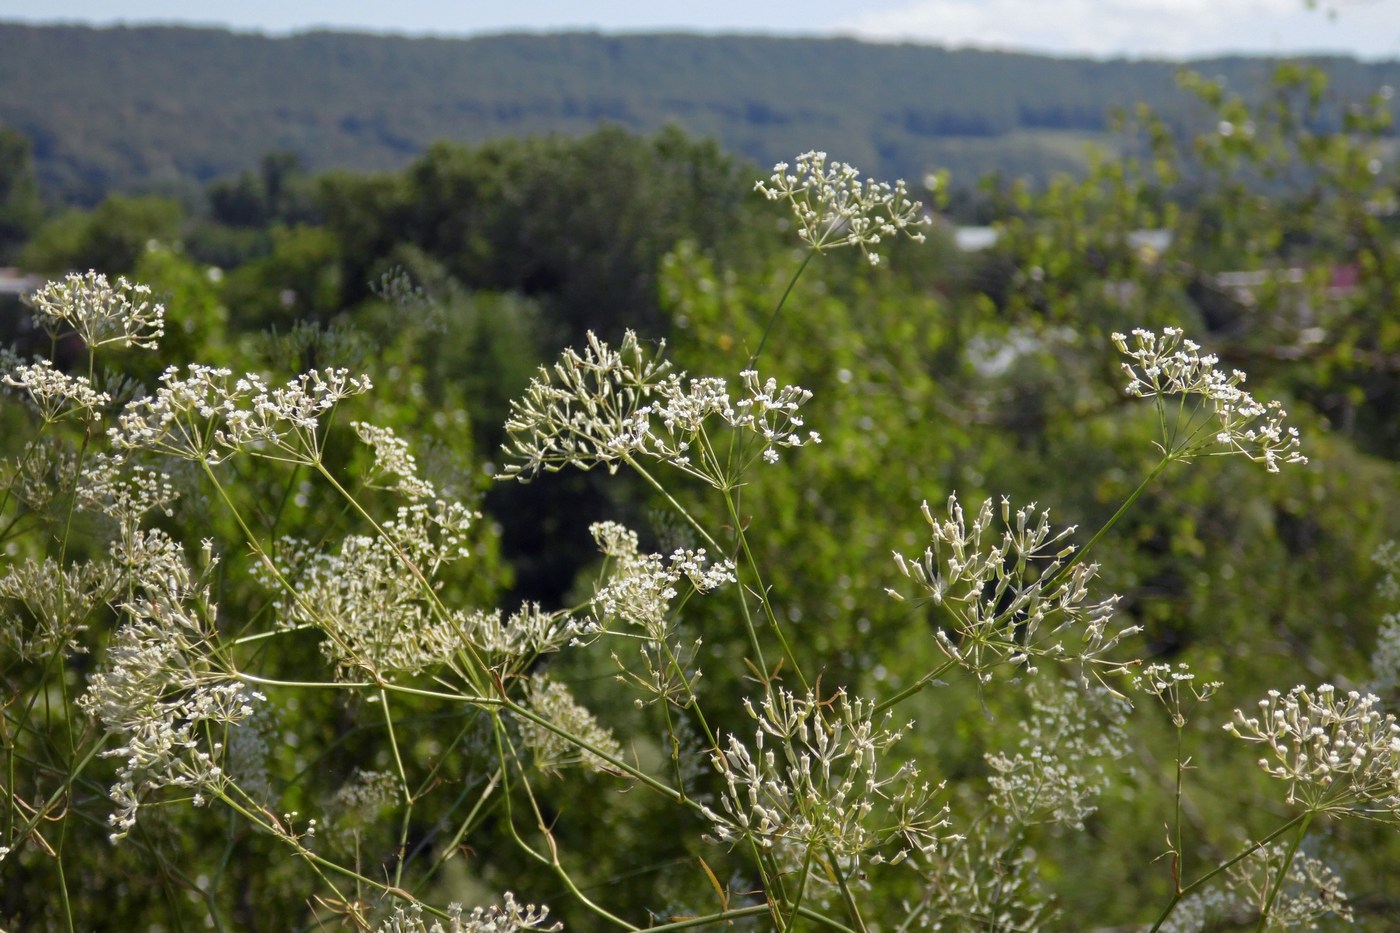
0 0 1397 60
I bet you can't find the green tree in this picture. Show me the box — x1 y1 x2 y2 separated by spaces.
20 192 183 274
0 127 42 263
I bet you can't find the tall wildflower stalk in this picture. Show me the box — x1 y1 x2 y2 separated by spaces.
0 153 1365 933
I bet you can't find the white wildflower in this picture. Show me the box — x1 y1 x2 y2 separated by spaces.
700 689 951 872
1111 327 1306 472
0 437 80 514
518 673 623 775
589 521 731 707
0 557 118 661
915 823 1056 931
325 769 400 849
79 584 263 841
1368 541 1400 696
1162 841 1353 931
1225 842 1353 929
985 681 1130 829
76 452 179 526
354 421 437 500
110 364 371 464
260 500 477 679
501 330 667 478
1133 661 1222 728
755 151 930 264
224 705 276 807
890 494 1135 682
219 368 374 460
589 520 735 641
4 358 111 421
375 894 560 933
26 270 165 350
1225 683 1400 818
502 332 819 485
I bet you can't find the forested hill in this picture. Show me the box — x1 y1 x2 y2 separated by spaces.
3 22 1399 203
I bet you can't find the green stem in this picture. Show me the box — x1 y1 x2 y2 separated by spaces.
1048 455 1172 589
874 658 958 715
723 483 806 694
378 687 414 890
624 457 720 552
828 845 871 933
749 250 815 370
640 905 855 932
1254 810 1314 932
1148 812 1309 933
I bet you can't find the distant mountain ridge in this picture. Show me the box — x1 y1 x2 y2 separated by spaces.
2 23 1398 203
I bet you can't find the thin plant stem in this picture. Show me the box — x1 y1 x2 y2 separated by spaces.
749 249 816 370
1047 454 1172 589
874 658 958 715
1148 812 1309 933
828 845 871 933
1254 810 1315 932
377 687 414 890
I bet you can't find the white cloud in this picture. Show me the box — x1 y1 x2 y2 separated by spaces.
838 0 1400 59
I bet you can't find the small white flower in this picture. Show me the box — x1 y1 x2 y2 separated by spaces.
4 358 111 421
755 151 931 265
1225 683 1400 818
26 271 165 350
1112 327 1305 472
890 494 1135 682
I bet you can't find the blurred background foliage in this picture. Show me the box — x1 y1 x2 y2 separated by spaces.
4 57 1400 929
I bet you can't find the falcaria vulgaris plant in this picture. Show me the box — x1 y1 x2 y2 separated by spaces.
0 155 1377 932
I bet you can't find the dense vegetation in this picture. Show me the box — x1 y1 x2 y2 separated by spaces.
1 24 1399 205
3 51 1400 931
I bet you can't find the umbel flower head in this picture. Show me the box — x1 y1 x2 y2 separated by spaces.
890 495 1135 682
501 330 820 485
1225 683 1400 819
26 270 165 350
1111 327 1306 472
755 151 930 265
700 688 952 873
374 894 560 933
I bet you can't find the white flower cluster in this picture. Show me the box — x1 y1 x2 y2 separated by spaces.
1160 842 1353 931
913 825 1056 931
502 331 668 478
79 542 264 841
890 495 1134 682
589 521 733 707
354 421 437 499
1 435 79 514
1225 843 1353 930
502 331 820 484
518 673 623 774
1133 661 1222 728
261 500 477 678
460 603 592 673
755 151 930 265
1225 683 1400 818
0 557 117 661
4 358 110 421
223 705 275 807
700 689 951 871
590 520 736 639
375 894 560 933
110 364 372 464
1111 327 1306 472
985 682 1129 829
324 769 400 849
26 270 165 349
77 452 180 527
